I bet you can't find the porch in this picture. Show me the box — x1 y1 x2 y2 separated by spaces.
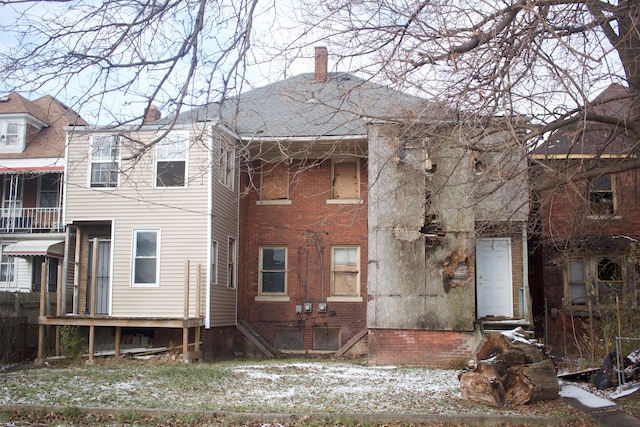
1 207 62 232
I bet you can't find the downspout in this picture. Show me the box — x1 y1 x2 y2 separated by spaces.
522 223 532 323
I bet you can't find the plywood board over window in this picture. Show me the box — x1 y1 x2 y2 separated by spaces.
332 161 359 199
261 163 288 200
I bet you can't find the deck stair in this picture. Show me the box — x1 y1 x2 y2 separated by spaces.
237 320 278 358
478 318 536 340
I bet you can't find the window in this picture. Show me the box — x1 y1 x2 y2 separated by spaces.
132 230 159 286
155 132 187 187
1 122 20 146
331 161 359 200
219 145 235 189
0 244 15 283
259 246 287 294
568 258 587 306
38 174 59 208
211 241 218 284
596 256 623 304
589 175 615 215
260 163 289 201
227 237 236 288
331 246 360 297
90 135 120 188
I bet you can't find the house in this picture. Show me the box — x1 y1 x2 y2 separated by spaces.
0 92 85 293
36 48 531 366
182 48 531 366
530 84 640 354
36 106 240 362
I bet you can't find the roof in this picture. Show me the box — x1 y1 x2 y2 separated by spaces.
0 93 87 160
174 73 444 138
534 84 637 157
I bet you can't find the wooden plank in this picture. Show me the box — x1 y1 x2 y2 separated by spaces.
236 321 276 357
334 327 368 358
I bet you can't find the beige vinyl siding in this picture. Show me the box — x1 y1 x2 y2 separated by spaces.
65 127 211 318
210 128 238 327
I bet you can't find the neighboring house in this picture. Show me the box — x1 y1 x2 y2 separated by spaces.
36 107 239 362
181 48 531 366
0 92 85 293
530 84 640 353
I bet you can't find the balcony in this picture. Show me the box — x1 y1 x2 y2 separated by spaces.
0 207 62 233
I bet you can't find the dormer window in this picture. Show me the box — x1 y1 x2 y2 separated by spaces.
0 121 24 153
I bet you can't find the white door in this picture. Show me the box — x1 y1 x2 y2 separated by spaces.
476 238 513 318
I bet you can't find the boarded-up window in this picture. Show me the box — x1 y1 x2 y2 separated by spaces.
331 246 359 296
332 161 359 199
261 163 288 200
313 327 341 350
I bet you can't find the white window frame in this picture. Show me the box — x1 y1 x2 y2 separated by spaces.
0 244 16 283
227 237 236 288
219 144 235 189
258 246 288 296
0 121 24 152
131 229 160 287
211 240 218 285
328 245 362 302
155 132 188 187
90 135 120 188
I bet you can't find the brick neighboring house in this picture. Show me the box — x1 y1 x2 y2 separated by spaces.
181 48 531 366
0 92 86 293
530 84 640 354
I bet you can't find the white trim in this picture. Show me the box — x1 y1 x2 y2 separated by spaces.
153 131 189 188
130 228 161 287
88 134 120 189
256 200 292 206
0 157 64 169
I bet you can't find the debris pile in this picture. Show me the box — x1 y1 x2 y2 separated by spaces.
458 328 559 407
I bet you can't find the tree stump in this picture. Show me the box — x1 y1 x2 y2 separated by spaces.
459 328 559 407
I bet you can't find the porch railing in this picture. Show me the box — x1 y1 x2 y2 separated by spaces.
0 207 62 232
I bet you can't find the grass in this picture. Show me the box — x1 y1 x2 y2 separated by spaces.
0 358 603 426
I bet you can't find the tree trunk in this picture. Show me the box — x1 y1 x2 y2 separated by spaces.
505 359 560 405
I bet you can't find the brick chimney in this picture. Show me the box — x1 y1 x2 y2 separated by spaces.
314 47 328 82
143 104 161 124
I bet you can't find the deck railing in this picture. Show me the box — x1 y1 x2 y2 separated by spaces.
0 207 62 232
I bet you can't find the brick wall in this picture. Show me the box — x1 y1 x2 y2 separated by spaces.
238 159 368 352
368 329 475 368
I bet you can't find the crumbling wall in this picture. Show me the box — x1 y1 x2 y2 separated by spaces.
367 122 476 331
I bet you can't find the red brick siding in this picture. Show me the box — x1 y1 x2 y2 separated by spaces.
238 159 368 351
368 329 474 368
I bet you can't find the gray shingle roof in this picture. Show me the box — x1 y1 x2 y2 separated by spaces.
174 73 438 138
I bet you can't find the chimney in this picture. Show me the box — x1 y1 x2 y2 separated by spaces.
143 104 161 124
314 46 328 82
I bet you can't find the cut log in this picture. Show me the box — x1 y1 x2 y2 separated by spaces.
505 359 559 405
474 328 546 366
459 370 506 407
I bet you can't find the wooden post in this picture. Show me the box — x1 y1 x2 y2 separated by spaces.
87 325 95 364
195 264 201 353
90 238 99 316
114 326 121 359
36 263 47 364
183 260 190 362
56 264 62 356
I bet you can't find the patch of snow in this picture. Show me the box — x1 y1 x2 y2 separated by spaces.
610 386 640 400
559 384 616 408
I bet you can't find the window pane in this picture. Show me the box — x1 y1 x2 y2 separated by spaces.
156 161 185 186
592 175 611 191
597 257 621 281
263 248 286 270
262 272 285 293
569 259 584 282
334 248 357 269
135 258 157 284
136 232 157 256
570 283 587 305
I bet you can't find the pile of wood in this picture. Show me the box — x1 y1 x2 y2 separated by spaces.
459 328 559 407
